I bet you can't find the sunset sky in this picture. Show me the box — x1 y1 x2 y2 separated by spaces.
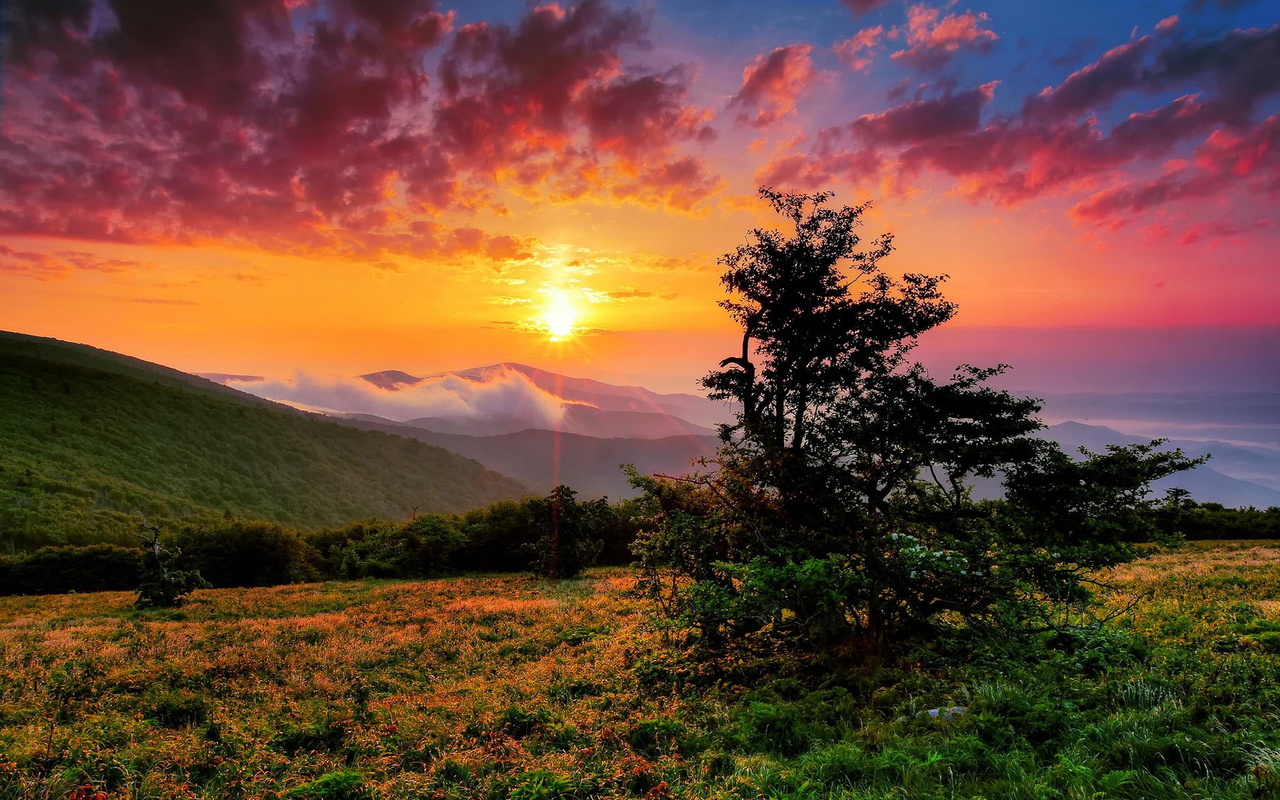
2 0 1278 394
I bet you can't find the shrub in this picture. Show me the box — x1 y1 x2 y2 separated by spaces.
0 544 142 594
304 515 464 578
172 521 320 587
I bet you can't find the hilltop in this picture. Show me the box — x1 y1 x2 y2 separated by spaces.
0 332 525 550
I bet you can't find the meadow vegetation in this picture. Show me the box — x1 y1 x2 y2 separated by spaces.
2 541 1280 799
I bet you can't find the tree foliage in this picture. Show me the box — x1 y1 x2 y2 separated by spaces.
135 523 208 608
630 188 1201 654
526 485 608 580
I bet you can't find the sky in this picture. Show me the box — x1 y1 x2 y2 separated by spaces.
1 0 1278 394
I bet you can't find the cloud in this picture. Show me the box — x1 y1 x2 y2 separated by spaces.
229 367 571 426
728 44 819 128
760 21 1280 235
128 297 198 305
580 68 716 162
1189 0 1264 11
0 245 149 280
852 82 996 144
1026 24 1280 126
835 26 887 72
1176 218 1272 245
610 156 726 213
842 0 894 16
890 4 999 72
1069 114 1280 223
0 0 725 263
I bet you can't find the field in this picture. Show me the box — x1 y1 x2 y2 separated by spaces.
4 542 1280 799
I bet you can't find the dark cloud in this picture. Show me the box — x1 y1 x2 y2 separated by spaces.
1189 0 1264 12
1026 25 1280 126
102 0 291 117
436 1 646 168
0 0 727 268
851 83 995 145
842 0 894 17
1024 37 1155 122
581 68 715 161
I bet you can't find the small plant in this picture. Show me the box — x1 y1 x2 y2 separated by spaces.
134 521 208 608
284 770 372 800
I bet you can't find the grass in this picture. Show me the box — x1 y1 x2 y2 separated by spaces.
4 543 1280 798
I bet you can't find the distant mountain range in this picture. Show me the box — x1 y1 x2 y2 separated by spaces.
1040 421 1280 508
353 363 733 438
341 417 720 499
335 363 1280 507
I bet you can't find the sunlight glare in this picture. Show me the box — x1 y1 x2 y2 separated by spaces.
544 291 577 340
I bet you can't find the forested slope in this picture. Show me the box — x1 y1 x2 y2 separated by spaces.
0 332 525 549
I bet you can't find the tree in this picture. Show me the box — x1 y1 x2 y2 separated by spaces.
527 485 607 579
135 522 208 608
630 188 1199 654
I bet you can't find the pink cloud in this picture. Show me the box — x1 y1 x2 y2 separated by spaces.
760 20 1280 243
834 26 886 72
890 4 999 72
0 0 727 263
611 156 726 212
1070 114 1280 223
728 44 818 128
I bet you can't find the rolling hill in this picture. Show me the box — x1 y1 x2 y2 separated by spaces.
0 332 526 550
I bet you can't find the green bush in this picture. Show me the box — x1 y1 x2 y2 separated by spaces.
0 544 142 594
304 515 464 578
172 521 320 587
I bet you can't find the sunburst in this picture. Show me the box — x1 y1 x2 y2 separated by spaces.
543 290 577 340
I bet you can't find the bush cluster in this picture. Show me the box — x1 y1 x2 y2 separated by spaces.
0 543 143 594
0 487 642 595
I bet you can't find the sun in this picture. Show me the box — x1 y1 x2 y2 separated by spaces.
543 291 578 340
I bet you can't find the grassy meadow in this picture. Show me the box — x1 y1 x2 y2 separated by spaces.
4 542 1280 799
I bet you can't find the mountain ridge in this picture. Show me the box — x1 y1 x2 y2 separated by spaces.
0 331 526 550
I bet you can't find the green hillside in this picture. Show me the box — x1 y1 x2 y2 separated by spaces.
0 332 526 550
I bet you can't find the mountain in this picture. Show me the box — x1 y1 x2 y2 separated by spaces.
444 363 734 429
338 416 719 498
232 360 1279 509
0 332 526 550
405 404 716 438
355 362 734 438
1040 422 1280 508
358 370 423 391
1036 392 1280 449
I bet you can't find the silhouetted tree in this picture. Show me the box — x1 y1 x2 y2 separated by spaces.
631 188 1200 654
